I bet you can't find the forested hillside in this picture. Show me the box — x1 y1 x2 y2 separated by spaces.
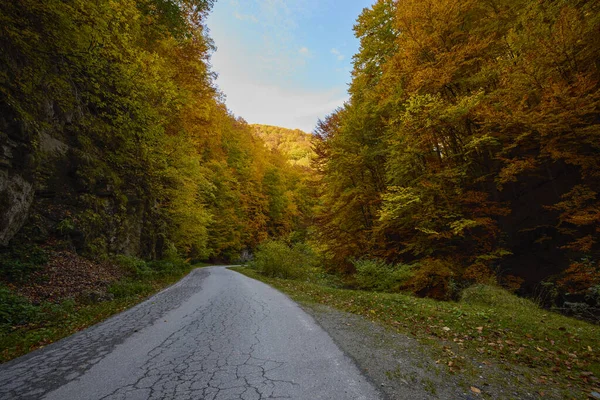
251 124 313 167
0 0 312 263
313 0 600 306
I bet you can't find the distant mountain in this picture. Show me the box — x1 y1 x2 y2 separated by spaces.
251 124 314 167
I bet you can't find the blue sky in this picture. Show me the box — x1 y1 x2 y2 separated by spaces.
206 0 375 132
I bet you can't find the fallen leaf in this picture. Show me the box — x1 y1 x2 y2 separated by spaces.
471 386 481 394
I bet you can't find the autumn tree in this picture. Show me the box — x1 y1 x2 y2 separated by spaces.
314 0 600 298
0 0 316 263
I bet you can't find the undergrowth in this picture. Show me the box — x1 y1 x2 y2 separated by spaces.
352 258 413 292
0 245 48 282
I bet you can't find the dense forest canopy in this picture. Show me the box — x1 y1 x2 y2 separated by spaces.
0 0 599 310
313 0 600 301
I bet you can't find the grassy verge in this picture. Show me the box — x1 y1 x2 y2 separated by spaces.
232 266 600 398
0 261 206 363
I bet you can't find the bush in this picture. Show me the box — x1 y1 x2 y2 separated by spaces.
252 241 316 279
113 255 189 278
113 255 150 276
0 245 48 282
353 259 413 292
461 284 532 310
147 259 188 276
407 258 456 300
0 286 40 327
107 280 153 298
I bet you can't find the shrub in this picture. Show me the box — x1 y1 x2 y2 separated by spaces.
113 255 190 278
407 258 456 300
0 286 39 327
107 280 153 298
252 241 316 279
147 259 188 276
113 255 150 276
461 284 532 309
0 245 48 282
352 259 413 292
162 242 181 263
113 254 190 279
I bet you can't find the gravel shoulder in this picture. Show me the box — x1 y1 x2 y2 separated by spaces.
298 302 561 400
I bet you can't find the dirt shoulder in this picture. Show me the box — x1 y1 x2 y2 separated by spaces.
303 303 546 400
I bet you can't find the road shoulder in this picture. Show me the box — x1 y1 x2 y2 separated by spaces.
231 267 565 399
302 303 467 399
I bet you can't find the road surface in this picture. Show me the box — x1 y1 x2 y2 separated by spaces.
0 266 381 400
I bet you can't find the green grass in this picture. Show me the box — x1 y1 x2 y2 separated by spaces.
0 263 207 363
232 266 600 398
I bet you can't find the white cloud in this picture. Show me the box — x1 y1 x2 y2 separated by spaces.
208 0 352 132
330 48 345 61
217 79 347 132
234 11 258 23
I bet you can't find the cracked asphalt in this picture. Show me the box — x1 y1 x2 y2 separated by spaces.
0 266 381 400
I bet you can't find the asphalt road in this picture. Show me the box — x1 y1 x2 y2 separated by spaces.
0 266 381 400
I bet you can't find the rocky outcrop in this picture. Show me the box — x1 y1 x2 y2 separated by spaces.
0 168 35 246
0 98 72 246
0 112 36 246
0 86 149 253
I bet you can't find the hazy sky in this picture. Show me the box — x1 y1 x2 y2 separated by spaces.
206 0 375 133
